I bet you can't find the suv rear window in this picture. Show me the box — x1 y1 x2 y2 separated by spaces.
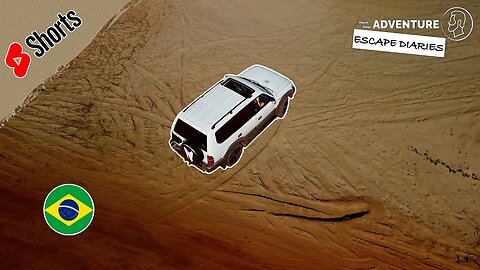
222 78 254 98
174 119 207 151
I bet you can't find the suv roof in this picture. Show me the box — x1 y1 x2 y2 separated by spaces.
180 77 254 132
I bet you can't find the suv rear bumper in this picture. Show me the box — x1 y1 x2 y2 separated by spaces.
169 139 223 173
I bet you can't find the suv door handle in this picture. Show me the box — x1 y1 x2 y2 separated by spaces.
237 133 242 138
258 116 262 120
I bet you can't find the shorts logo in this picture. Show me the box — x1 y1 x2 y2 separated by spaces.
4 42 31 78
43 184 94 236
4 10 82 79
441 7 474 41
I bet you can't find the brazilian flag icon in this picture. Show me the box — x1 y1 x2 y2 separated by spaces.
43 184 94 236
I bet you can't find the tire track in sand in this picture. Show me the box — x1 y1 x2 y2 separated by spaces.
141 120 285 223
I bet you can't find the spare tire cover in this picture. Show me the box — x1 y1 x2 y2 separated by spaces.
183 143 204 163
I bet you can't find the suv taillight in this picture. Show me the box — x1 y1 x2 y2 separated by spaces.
207 156 214 166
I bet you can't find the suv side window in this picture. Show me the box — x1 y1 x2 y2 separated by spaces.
215 99 260 143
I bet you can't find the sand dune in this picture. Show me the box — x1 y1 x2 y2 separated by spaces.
0 0 479 268
0 0 129 121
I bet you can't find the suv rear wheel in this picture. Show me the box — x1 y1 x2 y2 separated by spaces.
227 144 243 167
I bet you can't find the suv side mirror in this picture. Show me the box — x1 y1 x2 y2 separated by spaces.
259 94 272 103
265 95 275 104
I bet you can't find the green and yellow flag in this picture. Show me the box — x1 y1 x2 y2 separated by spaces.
43 184 94 236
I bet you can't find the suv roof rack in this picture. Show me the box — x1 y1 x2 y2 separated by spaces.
211 97 247 130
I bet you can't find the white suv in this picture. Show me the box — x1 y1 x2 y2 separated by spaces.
169 64 296 173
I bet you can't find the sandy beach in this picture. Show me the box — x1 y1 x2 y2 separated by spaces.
0 0 479 268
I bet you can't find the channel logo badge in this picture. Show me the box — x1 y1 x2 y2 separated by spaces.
43 184 94 236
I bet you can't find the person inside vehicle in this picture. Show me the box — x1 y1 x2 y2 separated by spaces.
255 96 266 108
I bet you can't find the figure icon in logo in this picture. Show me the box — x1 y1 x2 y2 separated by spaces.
447 10 466 38
442 7 474 41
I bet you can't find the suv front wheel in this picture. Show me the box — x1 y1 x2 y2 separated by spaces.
227 144 243 167
277 98 289 118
